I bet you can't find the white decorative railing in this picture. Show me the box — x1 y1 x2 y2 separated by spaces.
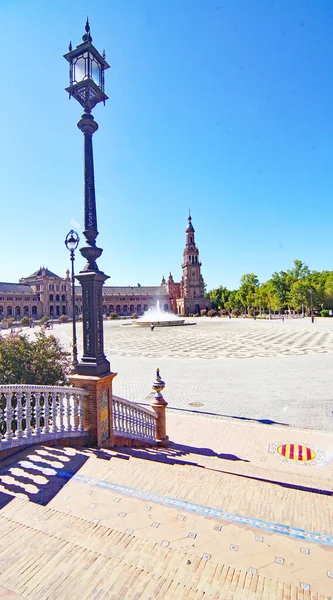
112 395 156 444
0 385 88 450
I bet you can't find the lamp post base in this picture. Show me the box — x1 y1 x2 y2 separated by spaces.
76 357 110 378
75 269 110 378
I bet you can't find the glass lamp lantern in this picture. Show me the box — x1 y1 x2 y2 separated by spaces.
64 19 110 111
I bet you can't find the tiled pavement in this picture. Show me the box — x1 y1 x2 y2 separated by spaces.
0 413 332 598
30 317 333 430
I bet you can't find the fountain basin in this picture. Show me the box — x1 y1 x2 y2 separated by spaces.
132 319 185 327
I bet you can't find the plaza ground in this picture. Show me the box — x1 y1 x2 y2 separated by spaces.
44 316 333 430
0 317 332 597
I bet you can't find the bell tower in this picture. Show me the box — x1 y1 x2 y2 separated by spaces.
177 212 209 315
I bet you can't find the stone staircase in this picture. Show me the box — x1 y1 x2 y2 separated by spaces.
0 495 329 600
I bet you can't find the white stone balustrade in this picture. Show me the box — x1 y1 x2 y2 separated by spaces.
0 385 88 450
112 395 157 444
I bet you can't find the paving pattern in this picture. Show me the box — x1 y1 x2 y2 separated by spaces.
0 412 332 597
103 318 333 360
20 316 333 430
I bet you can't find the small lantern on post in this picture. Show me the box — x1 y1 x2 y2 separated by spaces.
151 368 169 447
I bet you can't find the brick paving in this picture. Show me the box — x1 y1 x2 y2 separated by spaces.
1 316 332 597
0 412 332 597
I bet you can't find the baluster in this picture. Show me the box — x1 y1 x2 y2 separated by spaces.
59 392 65 433
136 408 141 437
73 392 79 432
126 404 130 433
0 405 4 441
66 392 72 432
25 390 32 439
43 392 50 434
134 407 139 436
16 391 24 439
127 405 132 434
51 392 58 433
120 402 124 432
4 391 13 441
78 393 84 432
114 400 119 431
34 392 42 435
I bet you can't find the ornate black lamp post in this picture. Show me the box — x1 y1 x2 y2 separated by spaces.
65 229 80 368
64 20 110 376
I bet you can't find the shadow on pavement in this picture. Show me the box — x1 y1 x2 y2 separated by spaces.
140 401 290 427
0 445 88 506
114 441 249 469
113 445 333 497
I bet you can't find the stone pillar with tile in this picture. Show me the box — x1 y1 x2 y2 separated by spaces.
69 372 117 448
151 368 169 447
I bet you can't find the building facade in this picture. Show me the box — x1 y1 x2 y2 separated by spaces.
0 215 210 319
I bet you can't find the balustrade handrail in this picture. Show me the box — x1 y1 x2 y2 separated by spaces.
112 395 156 419
0 384 88 451
112 394 157 444
0 384 88 395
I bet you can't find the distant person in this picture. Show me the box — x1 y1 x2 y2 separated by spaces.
282 315 284 322
311 315 314 324
151 323 155 331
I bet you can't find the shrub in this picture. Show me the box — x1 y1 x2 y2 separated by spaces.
40 316 49 325
320 309 329 318
231 309 240 317
132 313 138 319
0 331 70 385
59 314 69 323
2 317 15 329
200 309 207 316
109 312 118 320
220 309 227 316
207 309 217 317
20 316 30 327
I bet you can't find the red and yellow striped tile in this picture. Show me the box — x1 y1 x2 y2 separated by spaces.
277 443 315 461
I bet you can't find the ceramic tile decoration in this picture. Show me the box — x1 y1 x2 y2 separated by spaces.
276 557 284 565
214 525 222 531
300 583 310 591
89 503 96 509
113 498 120 503
230 545 238 551
188 532 197 539
92 519 100 525
268 440 325 466
327 571 333 578
249 568 257 575
152 522 160 528
178 515 185 521
202 553 211 560
255 535 263 542
55 470 333 548
118 512 126 518
125 529 133 535
300 547 310 554
161 540 169 547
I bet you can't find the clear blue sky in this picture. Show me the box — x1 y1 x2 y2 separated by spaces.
1 0 333 291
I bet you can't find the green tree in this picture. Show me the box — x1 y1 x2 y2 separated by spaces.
238 273 260 314
287 259 310 280
0 331 70 385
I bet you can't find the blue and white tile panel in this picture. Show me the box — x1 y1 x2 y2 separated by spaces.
57 469 333 547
